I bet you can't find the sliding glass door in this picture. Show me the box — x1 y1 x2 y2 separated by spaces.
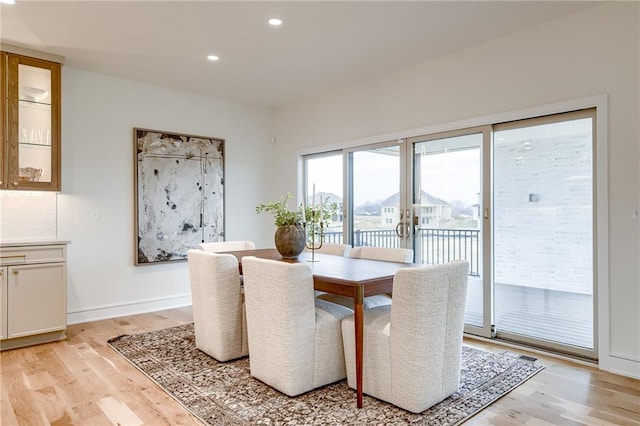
408 128 492 337
493 109 596 358
302 107 598 359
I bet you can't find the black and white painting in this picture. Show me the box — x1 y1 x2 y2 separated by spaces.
134 128 224 265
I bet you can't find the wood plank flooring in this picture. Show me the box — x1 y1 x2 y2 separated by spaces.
1 307 638 425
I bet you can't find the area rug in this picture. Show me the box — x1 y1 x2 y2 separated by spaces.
107 323 543 425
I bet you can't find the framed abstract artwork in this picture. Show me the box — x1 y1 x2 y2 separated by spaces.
134 128 225 265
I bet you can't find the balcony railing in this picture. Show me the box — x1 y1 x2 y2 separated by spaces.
324 229 401 247
323 227 480 276
417 228 480 276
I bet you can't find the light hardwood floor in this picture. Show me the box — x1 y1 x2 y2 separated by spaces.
1 307 638 425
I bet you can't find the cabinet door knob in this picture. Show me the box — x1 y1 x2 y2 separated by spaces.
13 270 18 275
12 181 18 186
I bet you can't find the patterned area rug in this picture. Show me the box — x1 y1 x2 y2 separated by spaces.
108 323 543 425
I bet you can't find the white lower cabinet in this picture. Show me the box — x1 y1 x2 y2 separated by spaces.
0 242 67 350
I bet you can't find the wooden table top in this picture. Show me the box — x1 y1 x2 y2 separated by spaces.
223 248 416 296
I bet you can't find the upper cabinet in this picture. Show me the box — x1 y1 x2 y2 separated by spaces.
1 51 61 191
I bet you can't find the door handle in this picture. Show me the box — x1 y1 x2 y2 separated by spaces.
395 222 405 238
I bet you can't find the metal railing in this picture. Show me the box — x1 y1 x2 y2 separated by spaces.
417 228 480 276
322 227 480 276
324 229 401 247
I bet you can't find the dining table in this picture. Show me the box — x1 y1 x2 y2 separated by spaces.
222 247 416 408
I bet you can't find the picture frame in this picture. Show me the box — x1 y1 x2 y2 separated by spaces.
133 128 225 265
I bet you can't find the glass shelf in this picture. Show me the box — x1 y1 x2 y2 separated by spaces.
18 99 51 108
19 142 52 148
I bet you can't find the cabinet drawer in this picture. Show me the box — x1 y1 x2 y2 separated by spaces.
0 245 66 266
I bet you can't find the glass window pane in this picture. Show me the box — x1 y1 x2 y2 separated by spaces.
305 152 343 242
351 146 401 248
413 133 482 327
18 64 52 183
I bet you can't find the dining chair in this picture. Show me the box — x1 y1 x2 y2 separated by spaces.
199 241 256 284
349 246 414 263
187 249 249 362
341 260 469 413
305 243 352 256
199 240 256 252
241 256 353 397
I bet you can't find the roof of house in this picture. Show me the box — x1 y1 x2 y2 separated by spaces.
381 191 450 207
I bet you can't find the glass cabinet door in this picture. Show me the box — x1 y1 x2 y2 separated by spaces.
5 54 61 191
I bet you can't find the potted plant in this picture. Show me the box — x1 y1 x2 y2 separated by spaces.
256 193 337 259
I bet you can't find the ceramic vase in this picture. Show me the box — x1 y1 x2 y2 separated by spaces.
274 224 306 259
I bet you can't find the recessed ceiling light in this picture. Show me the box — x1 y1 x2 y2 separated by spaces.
268 18 283 26
0 0 17 4
207 55 219 62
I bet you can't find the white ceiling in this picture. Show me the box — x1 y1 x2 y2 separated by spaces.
1 1 603 108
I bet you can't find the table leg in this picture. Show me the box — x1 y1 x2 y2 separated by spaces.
355 285 364 408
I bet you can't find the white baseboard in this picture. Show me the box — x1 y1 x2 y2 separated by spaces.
607 353 640 379
66 294 193 325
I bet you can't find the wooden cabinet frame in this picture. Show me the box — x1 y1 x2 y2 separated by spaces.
1 52 6 188
1 52 61 191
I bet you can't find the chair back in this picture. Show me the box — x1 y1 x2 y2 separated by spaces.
242 256 316 394
390 260 469 409
350 246 413 263
199 240 256 252
187 249 247 361
306 243 351 256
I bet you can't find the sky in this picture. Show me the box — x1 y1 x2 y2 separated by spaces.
306 147 480 207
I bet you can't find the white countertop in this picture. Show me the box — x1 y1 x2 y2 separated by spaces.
0 239 70 248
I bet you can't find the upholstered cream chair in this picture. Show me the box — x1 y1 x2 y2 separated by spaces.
242 256 352 397
349 246 413 263
341 260 469 413
187 249 249 362
199 240 255 252
305 243 352 256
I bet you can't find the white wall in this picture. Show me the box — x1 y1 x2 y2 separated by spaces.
273 3 640 377
57 68 275 323
0 191 56 240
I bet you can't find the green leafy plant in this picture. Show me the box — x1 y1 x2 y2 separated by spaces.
256 193 303 227
256 192 338 228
